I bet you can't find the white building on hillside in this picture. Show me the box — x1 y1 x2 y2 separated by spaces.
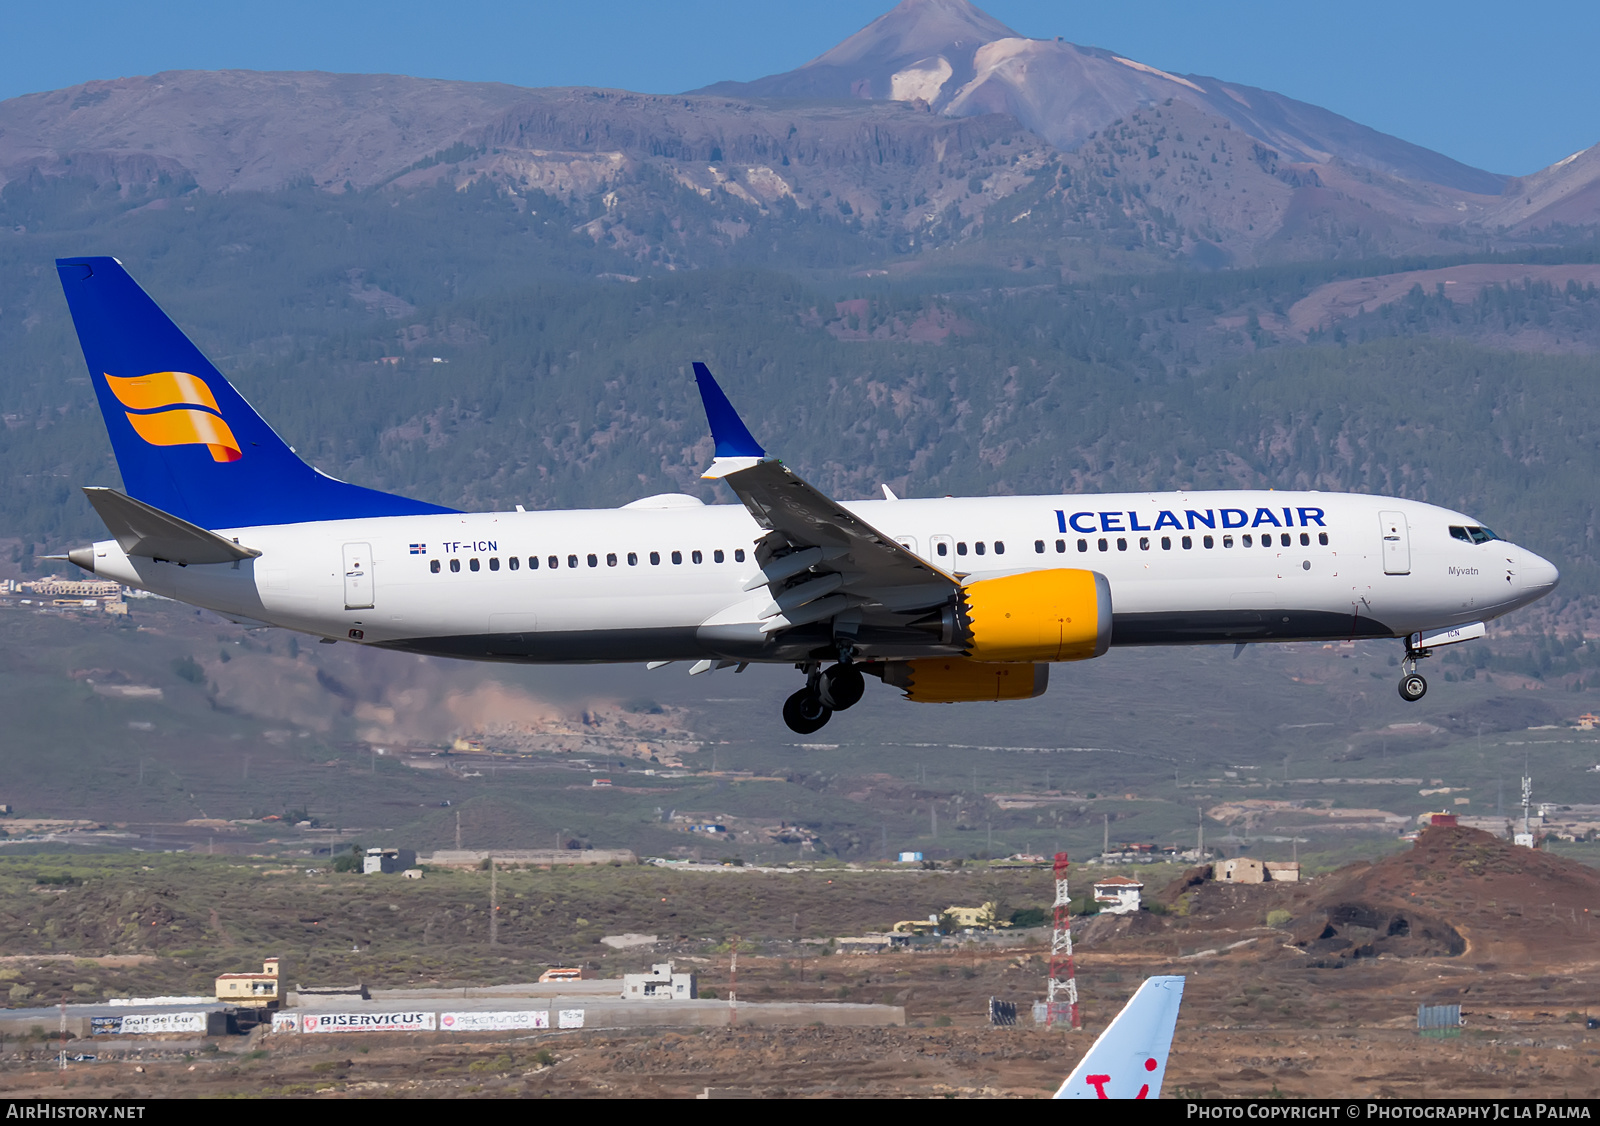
1092 875 1144 915
622 961 697 1000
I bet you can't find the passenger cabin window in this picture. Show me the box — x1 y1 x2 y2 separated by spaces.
1222 535 1233 549
1116 537 1127 551
1449 525 1500 544
529 557 539 569
671 551 683 564
714 549 725 563
548 555 559 569
1203 536 1214 549
1161 537 1172 550
1182 536 1193 550
628 552 638 566
489 557 500 571
956 542 968 556
1242 534 1253 547
1319 532 1329 545
430 560 441 573
568 554 578 568
509 557 519 571
607 553 618 567
450 559 461 572
1097 538 1108 552
650 551 661 565
469 558 480 571
974 542 985 556
936 542 949 557
1299 533 1310 546
735 549 746 562
1056 539 1066 553
1139 537 1149 551
692 550 703 564
1078 539 1088 552
587 554 598 568
1035 540 1046 553
994 541 1004 554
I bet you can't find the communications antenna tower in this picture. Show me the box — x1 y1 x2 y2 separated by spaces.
1046 851 1081 1029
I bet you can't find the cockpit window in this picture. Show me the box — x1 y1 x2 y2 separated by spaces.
1449 525 1501 545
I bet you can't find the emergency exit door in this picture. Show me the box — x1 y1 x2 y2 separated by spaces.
1379 512 1411 575
343 542 374 609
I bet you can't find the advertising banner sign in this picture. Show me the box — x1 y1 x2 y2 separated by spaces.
558 1009 585 1029
271 1012 300 1033
93 1011 208 1035
439 1010 550 1032
300 1011 436 1033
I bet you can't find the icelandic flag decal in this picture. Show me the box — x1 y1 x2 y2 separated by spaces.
409 544 426 554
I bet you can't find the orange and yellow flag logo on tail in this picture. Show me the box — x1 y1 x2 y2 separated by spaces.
106 371 241 463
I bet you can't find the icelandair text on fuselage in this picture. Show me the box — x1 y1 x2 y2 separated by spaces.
1058 507 1327 535
1186 1106 1590 1120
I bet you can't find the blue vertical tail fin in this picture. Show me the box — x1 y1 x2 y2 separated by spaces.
56 256 457 529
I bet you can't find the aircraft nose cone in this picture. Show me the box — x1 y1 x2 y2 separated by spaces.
1523 550 1560 596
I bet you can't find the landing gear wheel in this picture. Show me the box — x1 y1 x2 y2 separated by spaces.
819 664 866 711
783 688 833 734
1398 673 1428 702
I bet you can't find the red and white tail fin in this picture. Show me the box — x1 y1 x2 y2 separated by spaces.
1053 975 1185 1100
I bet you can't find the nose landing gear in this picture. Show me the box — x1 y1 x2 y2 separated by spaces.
1398 643 1432 702
781 658 868 734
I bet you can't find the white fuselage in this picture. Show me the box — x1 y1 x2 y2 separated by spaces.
83 489 1558 664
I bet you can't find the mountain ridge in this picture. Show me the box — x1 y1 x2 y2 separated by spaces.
696 0 1506 195
3 67 1597 276
1 0 1598 277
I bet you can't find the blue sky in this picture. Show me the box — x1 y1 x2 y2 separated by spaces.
4 0 1595 175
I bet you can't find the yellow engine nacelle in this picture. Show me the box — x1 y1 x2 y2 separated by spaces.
959 568 1112 662
883 659 1050 702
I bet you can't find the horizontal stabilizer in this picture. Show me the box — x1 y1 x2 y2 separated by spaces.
84 487 261 565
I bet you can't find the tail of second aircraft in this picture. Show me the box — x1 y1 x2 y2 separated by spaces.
56 257 456 530
1054 975 1185 1099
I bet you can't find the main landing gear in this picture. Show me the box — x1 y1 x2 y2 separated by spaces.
1398 643 1432 702
782 658 867 734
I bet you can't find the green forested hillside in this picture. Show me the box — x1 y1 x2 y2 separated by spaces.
4 177 1599 598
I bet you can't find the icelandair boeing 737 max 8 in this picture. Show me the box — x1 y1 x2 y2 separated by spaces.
52 258 1560 733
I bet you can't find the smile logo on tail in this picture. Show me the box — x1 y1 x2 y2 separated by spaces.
106 371 242 463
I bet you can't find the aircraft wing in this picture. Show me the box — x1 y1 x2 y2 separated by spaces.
693 363 958 634
720 458 957 600
1055 975 1185 1099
